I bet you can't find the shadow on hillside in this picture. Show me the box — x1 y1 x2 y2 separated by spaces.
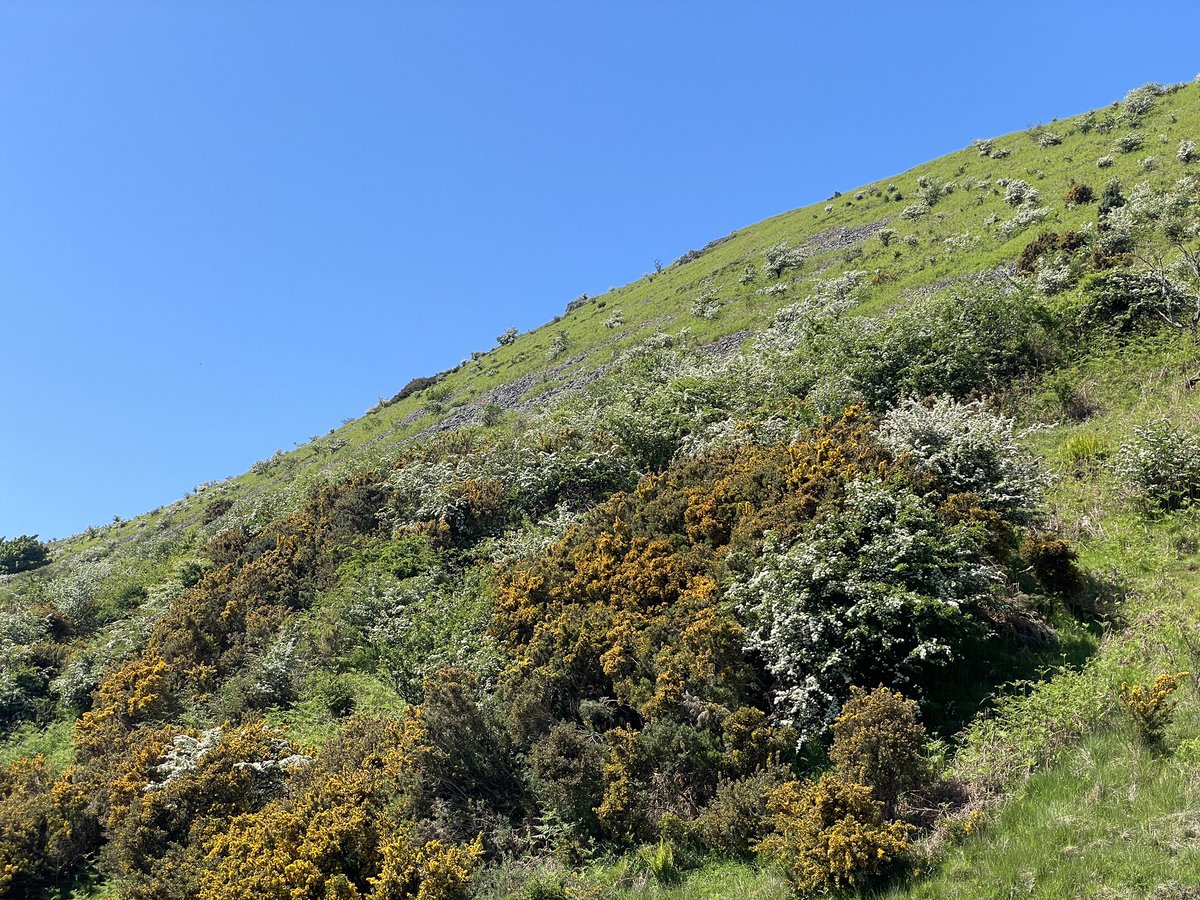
921 572 1118 740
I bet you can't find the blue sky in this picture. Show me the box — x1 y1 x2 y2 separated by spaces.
2 2 1198 539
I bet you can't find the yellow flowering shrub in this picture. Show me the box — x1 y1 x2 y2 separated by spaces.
0 755 96 898
199 716 481 900
756 775 913 894
1121 671 1189 750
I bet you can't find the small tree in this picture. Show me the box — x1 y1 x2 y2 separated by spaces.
0 535 50 575
496 327 518 346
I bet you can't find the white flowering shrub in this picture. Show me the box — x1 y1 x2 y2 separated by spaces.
739 263 757 284
900 201 930 220
974 138 995 157
878 227 897 247
755 282 789 296
1121 83 1163 121
1140 155 1160 172
356 572 501 702
48 556 113 632
1112 418 1200 509
758 273 865 354
547 329 570 361
734 479 1000 740
603 310 624 329
1034 260 1073 296
1036 130 1063 148
916 176 952 206
1002 179 1039 207
999 205 1051 238
1115 132 1144 154
1179 140 1197 163
1097 154 1114 169
879 396 1048 522
764 241 806 278
691 292 722 320
813 270 867 309
247 630 301 707
943 231 980 254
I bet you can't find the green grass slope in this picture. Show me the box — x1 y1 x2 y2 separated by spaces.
5 78 1200 899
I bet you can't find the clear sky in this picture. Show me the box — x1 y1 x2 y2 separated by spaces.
2 2 1198 540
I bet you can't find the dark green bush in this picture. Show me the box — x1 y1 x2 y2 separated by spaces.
692 768 786 855
1063 182 1094 206
1021 531 1085 596
0 534 50 574
529 722 607 839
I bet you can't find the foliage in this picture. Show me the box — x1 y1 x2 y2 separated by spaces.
828 686 931 816
1121 672 1188 751
756 775 913 894
0 534 50 574
1113 418 1200 509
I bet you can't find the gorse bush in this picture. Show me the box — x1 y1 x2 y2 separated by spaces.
1020 531 1085 597
1121 672 1188 751
756 774 913 894
828 686 931 817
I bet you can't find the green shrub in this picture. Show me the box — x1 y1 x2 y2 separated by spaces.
828 686 931 816
529 723 607 839
0 534 50 575
692 769 786 855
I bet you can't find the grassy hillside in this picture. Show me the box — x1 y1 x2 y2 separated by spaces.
5 79 1200 899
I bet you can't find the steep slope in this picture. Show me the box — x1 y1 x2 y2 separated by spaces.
4 79 1200 899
